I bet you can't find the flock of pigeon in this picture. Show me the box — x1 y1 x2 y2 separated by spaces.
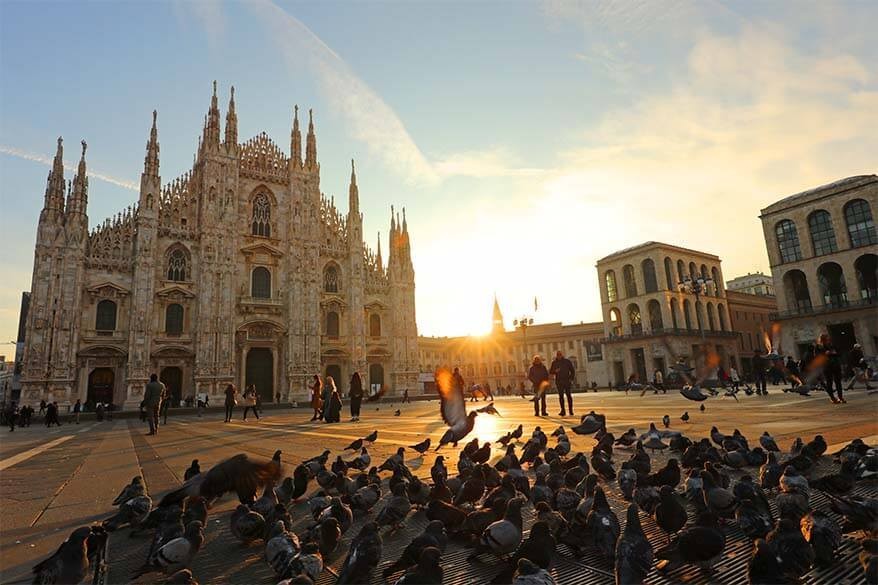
30 384 878 585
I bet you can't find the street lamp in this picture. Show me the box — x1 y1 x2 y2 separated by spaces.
513 316 534 379
679 274 713 372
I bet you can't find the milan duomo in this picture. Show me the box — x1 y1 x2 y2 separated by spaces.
20 83 419 410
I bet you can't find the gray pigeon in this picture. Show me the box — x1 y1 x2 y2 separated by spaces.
132 521 204 578
766 518 815 581
586 486 620 562
471 497 526 560
31 526 92 584
759 432 780 452
104 494 152 531
376 482 412 530
253 483 279 519
112 476 146 505
337 521 382 584
230 504 266 544
319 497 354 534
265 520 301 576
615 504 653 585
279 541 324 583
800 510 842 566
511 558 555 584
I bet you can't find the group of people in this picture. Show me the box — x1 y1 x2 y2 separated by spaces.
219 383 264 423
2 399 65 431
309 371 365 423
526 350 577 417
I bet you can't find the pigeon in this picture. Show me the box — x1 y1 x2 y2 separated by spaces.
320 497 354 534
701 470 737 520
337 521 383 584
470 497 526 560
656 512 725 574
454 466 486 507
184 460 201 481
822 492 878 536
436 370 485 449
409 438 431 454
619 466 637 501
615 504 654 585
304 450 331 475
348 447 371 472
490 521 555 584
383 520 447 578
395 546 444 585
477 403 502 416
472 442 493 465
363 430 379 443
132 521 204 578
648 459 680 488
279 465 311 504
790 438 803 456
166 568 199 585
104 494 152 531
759 432 780 452
681 411 689 423
737 496 774 540
265 520 301 576
463 497 508 538
159 450 282 507
345 438 364 452
253 483 279 519
351 484 382 513
308 492 332 521
662 414 670 429
634 486 661 516
699 403 706 412
681 385 709 401
590 449 616 481
759 452 783 490
230 505 266 544
376 482 412 530
425 500 467 534
394 409 401 416
654 485 687 543
811 460 857 495
800 510 842 566
182 496 208 529
615 428 637 447
31 526 92 584
510 424 524 441
586 486 620 562
766 518 815 581
802 435 827 460
311 517 341 557
779 466 809 497
511 558 555 585
572 411 605 435
279 541 324 583
113 476 147 506
747 538 788 585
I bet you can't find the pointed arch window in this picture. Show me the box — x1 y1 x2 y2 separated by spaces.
627 303 642 335
96 300 117 332
251 267 271 299
165 303 184 335
252 193 271 237
167 249 187 281
324 265 340 293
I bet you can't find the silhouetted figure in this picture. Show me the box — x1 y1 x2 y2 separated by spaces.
349 372 363 421
224 384 237 423
143 374 164 435
550 350 575 416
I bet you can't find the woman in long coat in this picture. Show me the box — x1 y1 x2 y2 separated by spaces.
310 375 323 421
348 372 363 422
324 377 342 423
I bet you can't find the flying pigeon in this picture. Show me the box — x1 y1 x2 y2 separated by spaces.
159 450 282 507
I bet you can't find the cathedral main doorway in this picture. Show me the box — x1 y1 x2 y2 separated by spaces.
325 364 342 388
160 367 183 407
87 368 114 407
246 348 274 403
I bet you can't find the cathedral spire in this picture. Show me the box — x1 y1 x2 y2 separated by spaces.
349 159 359 214
402 206 408 234
143 110 160 179
390 205 396 234
202 80 221 149
491 294 504 334
305 108 318 169
376 231 382 266
224 86 237 149
43 136 65 213
66 140 88 216
291 105 302 169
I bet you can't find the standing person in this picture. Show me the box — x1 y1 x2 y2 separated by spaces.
653 369 665 393
223 383 237 423
785 356 802 387
324 377 342 423
23 404 33 427
72 399 82 424
143 374 164 436
309 375 323 421
275 392 281 405
38 399 47 417
6 401 17 432
349 371 363 422
242 384 260 421
846 343 874 391
817 333 845 403
484 382 494 402
402 387 410 404
549 350 575 416
159 387 170 425
452 367 465 398
729 365 740 392
528 355 549 417
752 350 768 396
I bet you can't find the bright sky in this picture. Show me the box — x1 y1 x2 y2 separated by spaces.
1 1 876 358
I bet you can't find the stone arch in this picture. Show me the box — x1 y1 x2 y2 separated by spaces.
250 188 276 237
627 303 642 334
251 266 271 298
608 307 622 337
165 244 190 282
96 299 117 331
782 269 812 311
711 267 722 296
605 270 618 303
854 253 877 300
165 303 184 335
664 257 674 290
682 298 693 330
326 311 340 337
622 264 638 298
369 313 382 337
642 258 658 293
670 297 680 329
706 302 716 331
817 262 848 307
717 303 727 331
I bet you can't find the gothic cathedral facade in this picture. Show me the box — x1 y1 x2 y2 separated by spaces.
20 83 419 409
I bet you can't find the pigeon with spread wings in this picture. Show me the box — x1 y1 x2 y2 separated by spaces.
435 368 497 450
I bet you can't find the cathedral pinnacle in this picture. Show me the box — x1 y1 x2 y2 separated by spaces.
349 158 359 213
203 80 221 148
67 140 88 216
143 110 160 178
291 105 302 168
305 108 317 169
224 86 238 148
376 231 383 266
43 136 66 213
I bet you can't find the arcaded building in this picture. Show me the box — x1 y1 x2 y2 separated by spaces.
597 242 740 385
760 175 877 360
19 84 418 409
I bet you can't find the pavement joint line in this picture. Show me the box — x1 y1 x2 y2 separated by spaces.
28 446 91 528
225 422 429 446
0 434 77 472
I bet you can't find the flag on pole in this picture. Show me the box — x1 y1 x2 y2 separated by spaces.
534 296 538 312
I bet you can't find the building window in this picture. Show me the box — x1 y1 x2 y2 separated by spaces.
586 342 603 362
855 254 878 300
623 264 638 298
493 362 502 375
711 267 721 296
609 308 622 337
369 313 381 337
683 299 693 330
605 270 617 302
324 265 340 293
670 298 680 329
718 303 727 331
647 299 663 331
775 219 802 263
808 210 838 256
165 303 183 335
627 303 642 334
783 269 812 311
95 299 117 332
167 249 187 281
507 361 516 374
845 199 877 248
252 193 271 237
664 257 674 290
677 260 686 285
817 262 848 307
251 267 271 299
707 303 716 331
326 311 340 337
642 258 658 293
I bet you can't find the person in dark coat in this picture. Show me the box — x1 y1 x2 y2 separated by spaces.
528 355 549 417
38 399 47 417
72 399 82 424
349 371 363 422
224 383 237 423
324 377 342 423
310 375 323 421
6 401 17 432
452 367 465 396
143 374 164 435
752 350 768 396
549 350 576 416
816 333 845 403
845 343 874 391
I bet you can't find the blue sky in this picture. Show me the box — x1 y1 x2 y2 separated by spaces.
1 0 876 356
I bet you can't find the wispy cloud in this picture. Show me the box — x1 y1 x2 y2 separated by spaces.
0 145 138 191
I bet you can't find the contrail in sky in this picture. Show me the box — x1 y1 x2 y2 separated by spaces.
0 145 138 191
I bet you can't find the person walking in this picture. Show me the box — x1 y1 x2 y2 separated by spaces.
349 371 363 422
729 365 741 392
72 399 82 424
310 375 323 421
143 374 164 436
845 343 874 391
223 383 237 423
159 387 170 425
484 382 494 402
6 401 17 432
452 367 465 398
22 404 33 427
242 384 260 420
324 377 342 423
817 334 845 403
38 399 47 417
752 350 768 396
549 350 575 416
528 355 549 417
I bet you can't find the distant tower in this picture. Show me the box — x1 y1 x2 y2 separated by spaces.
491 295 505 334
